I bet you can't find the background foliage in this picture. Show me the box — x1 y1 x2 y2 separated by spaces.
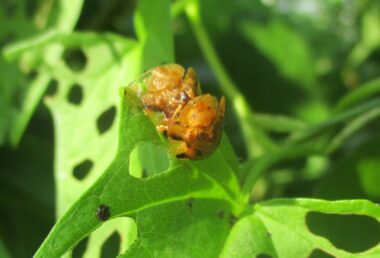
1 0 380 257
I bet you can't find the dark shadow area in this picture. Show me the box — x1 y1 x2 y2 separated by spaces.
307 212 380 253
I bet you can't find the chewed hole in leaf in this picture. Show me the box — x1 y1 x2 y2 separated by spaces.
27 69 38 81
67 83 83 105
96 106 116 134
309 249 335 258
63 48 87 72
46 79 58 96
72 236 89 258
129 142 169 178
256 254 272 258
306 212 380 253
73 159 93 180
101 232 120 258
25 0 38 18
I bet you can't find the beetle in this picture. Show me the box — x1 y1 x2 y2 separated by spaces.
141 64 226 160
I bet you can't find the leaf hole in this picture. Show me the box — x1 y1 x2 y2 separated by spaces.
101 232 120 258
309 249 335 258
63 48 87 72
306 212 380 253
25 0 38 19
46 79 58 96
67 83 83 105
129 142 169 178
96 106 116 135
26 69 38 82
73 159 93 180
72 236 89 258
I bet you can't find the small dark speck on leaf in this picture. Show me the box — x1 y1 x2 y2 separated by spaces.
96 204 110 221
187 198 194 209
229 214 237 226
267 231 271 237
217 210 225 219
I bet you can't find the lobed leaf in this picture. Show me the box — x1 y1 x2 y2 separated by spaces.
221 198 380 258
34 86 241 258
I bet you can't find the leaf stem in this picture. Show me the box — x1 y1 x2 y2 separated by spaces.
184 0 277 158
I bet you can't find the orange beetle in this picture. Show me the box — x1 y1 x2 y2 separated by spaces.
141 64 226 159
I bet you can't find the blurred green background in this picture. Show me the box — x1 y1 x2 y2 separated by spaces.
1 0 380 257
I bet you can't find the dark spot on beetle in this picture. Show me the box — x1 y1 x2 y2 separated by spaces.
229 214 237 226
198 132 209 141
176 153 187 159
170 134 183 141
96 204 110 221
186 198 194 209
195 149 203 157
217 210 225 219
144 104 163 113
162 130 168 138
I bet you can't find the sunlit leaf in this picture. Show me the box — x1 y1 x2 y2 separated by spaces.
221 199 380 258
34 85 241 258
0 0 84 146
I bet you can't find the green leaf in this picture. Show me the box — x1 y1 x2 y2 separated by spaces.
134 0 174 69
240 19 316 88
252 113 307 133
357 158 380 199
0 236 11 258
334 77 380 113
0 0 84 146
347 3 380 67
34 86 241 258
8 1 175 256
221 199 380 258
